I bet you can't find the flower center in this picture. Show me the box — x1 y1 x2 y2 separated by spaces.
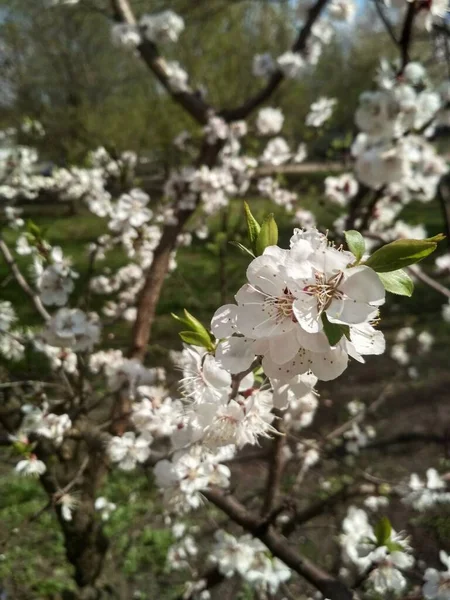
268 287 296 323
304 271 345 313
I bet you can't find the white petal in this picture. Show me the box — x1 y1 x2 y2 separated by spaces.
236 304 295 338
211 304 238 338
293 294 321 333
203 354 232 388
246 256 285 296
262 348 310 381
349 323 385 355
309 348 348 381
215 337 255 374
327 297 377 325
268 331 301 365
341 265 385 306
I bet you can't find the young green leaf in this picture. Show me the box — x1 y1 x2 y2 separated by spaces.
255 213 278 256
374 517 392 546
364 238 441 273
377 270 414 297
179 330 214 351
229 241 256 259
244 201 261 252
321 313 350 346
183 310 210 338
171 312 191 328
344 230 365 263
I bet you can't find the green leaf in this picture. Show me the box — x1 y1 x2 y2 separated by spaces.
173 310 214 351
377 270 414 297
26 219 41 237
344 230 365 263
244 201 260 252
229 241 255 259
183 309 210 337
255 213 278 256
374 517 392 546
179 330 214 351
171 312 191 328
385 540 406 553
321 313 350 346
364 238 442 273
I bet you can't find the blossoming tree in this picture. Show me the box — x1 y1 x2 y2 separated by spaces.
1 0 450 599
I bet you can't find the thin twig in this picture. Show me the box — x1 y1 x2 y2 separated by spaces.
408 265 450 300
0 238 50 321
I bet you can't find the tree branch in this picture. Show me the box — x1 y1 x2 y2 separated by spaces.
110 0 211 124
219 0 331 121
399 1 418 72
0 237 50 322
203 488 354 600
262 411 285 515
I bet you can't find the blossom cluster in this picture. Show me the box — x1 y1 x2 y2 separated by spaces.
212 227 385 383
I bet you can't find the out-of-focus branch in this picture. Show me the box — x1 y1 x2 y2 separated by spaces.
373 0 400 48
408 265 450 300
324 382 394 443
437 174 450 248
0 237 50 322
110 0 211 124
399 0 418 71
204 488 354 600
129 139 223 360
219 0 330 121
262 412 286 515
281 484 365 537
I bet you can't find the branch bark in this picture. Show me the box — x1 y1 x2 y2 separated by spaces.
219 0 330 122
399 1 418 72
203 488 354 600
129 141 223 360
262 411 285 515
110 0 211 124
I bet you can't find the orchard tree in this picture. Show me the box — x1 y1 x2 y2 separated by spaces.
1 1 450 599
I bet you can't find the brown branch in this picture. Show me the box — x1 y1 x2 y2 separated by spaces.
129 140 223 360
262 411 285 515
373 0 400 48
203 488 354 600
219 0 330 122
437 174 450 248
110 0 211 124
407 265 450 300
281 485 364 537
0 237 50 322
399 1 418 72
324 382 394 443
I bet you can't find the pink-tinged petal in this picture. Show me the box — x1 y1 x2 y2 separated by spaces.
268 331 301 365
211 304 238 338
309 348 348 381
327 297 376 325
293 294 321 333
341 265 385 306
215 337 255 374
